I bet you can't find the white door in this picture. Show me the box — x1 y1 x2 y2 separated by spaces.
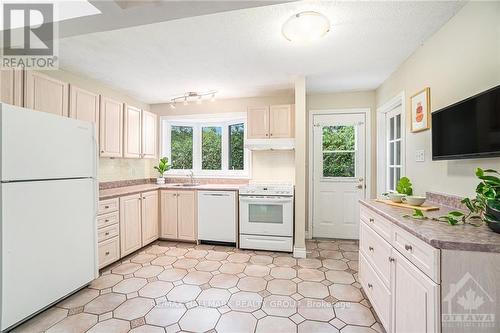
312 113 366 239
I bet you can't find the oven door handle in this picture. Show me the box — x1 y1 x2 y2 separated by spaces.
240 197 292 203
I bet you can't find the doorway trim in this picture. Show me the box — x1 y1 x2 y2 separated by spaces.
307 108 372 239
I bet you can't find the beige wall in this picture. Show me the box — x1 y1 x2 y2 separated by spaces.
376 1 500 198
40 69 155 182
150 94 296 183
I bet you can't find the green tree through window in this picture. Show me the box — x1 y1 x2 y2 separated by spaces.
322 125 355 177
202 127 222 170
171 126 193 169
229 123 244 170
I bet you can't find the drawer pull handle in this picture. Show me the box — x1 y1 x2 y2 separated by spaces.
105 232 110 236
104 205 109 209
389 257 395 262
367 283 373 289
369 218 374 223
404 244 412 251
105 251 110 255
368 246 374 251
104 219 109 222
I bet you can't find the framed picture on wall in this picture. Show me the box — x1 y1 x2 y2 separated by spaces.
410 87 431 132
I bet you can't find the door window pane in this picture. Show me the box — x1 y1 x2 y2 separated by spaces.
390 117 395 140
396 114 401 139
322 126 355 151
249 204 283 224
389 167 395 191
229 123 244 170
202 127 222 170
396 141 401 165
171 126 193 169
323 152 355 177
395 167 401 186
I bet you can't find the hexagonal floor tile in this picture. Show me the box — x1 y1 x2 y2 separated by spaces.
250 255 273 265
179 306 220 332
228 291 263 312
151 256 177 266
339 243 359 251
114 297 155 320
325 270 355 284
297 269 325 282
219 262 246 274
45 313 97 333
164 248 188 257
341 325 378 333
297 259 322 269
134 265 164 278
131 254 156 264
183 271 212 285
270 267 297 279
112 263 142 275
172 258 198 269
256 316 297 333
227 253 250 263
205 251 229 261
209 273 239 288
348 260 359 271
297 298 335 321
322 259 349 271
329 284 363 302
86 318 130 333
167 284 201 303
185 249 208 259
237 277 267 292
11 307 68 333
273 256 297 267
343 251 359 260
84 293 126 314
298 320 339 333
216 311 257 333
57 288 99 309
145 302 186 327
197 288 231 308
262 295 297 317
335 302 376 326
195 260 222 272
157 268 187 282
146 245 169 255
297 282 329 299
89 274 123 290
138 280 174 298
113 277 147 294
129 325 165 333
318 242 339 250
244 264 271 277
319 250 343 259
267 279 297 295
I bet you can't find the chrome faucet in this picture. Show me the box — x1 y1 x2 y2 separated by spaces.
189 170 195 185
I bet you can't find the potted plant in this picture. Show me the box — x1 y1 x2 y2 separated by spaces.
154 157 171 185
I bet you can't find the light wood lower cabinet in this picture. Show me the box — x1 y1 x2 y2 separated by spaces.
97 198 120 269
160 190 197 241
141 191 159 246
119 194 143 257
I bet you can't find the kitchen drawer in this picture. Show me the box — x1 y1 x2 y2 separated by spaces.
359 252 391 331
392 225 440 283
360 221 392 288
360 205 392 242
98 223 119 243
97 211 119 229
98 198 119 215
98 236 120 269
240 234 293 252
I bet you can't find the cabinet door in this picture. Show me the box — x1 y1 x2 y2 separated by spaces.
269 104 294 138
141 191 159 246
100 96 123 157
1 68 23 106
391 250 440 333
124 104 142 158
25 71 68 117
247 106 269 139
177 190 196 241
69 85 99 139
160 190 178 239
119 194 143 257
142 110 157 159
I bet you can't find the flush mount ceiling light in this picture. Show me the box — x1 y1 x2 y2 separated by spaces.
169 91 217 109
282 11 330 43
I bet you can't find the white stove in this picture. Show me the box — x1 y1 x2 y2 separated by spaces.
239 183 294 252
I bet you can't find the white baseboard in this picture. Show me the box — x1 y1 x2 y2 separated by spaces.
293 246 307 259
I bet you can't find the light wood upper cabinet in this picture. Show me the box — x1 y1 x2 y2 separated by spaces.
247 104 294 139
160 190 179 239
269 105 294 138
100 96 123 157
124 104 142 158
142 110 157 159
119 194 142 257
247 106 269 139
69 85 99 138
141 191 159 246
1 68 23 106
177 191 196 241
25 71 68 117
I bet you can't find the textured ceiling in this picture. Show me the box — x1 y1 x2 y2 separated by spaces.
58 0 465 104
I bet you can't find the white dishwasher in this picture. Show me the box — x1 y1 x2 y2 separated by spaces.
197 191 237 244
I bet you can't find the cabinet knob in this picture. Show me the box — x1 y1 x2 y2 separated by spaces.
369 218 374 223
367 283 373 289
368 246 374 251
104 205 109 209
265 133 269 137
404 244 412 251
105 232 109 236
101 150 104 153
389 257 395 262
270 133 273 137
104 219 109 222
105 251 110 255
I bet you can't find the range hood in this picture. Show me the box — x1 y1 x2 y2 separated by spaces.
244 138 295 151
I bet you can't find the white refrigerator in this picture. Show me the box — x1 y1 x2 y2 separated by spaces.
0 103 98 331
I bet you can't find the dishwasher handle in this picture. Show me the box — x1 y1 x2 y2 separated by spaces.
200 192 232 197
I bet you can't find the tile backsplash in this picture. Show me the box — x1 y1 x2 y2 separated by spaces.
99 158 156 182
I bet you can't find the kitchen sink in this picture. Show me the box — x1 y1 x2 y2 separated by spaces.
172 183 200 187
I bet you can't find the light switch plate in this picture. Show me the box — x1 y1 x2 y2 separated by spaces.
415 149 425 162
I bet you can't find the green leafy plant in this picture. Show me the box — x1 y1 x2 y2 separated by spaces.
396 177 413 195
154 157 171 177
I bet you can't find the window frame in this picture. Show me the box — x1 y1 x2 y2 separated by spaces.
161 115 249 178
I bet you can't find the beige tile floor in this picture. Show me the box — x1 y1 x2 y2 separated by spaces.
13 239 386 333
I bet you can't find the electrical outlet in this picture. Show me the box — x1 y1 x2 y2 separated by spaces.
415 149 425 162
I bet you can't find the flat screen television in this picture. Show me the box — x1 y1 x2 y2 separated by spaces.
432 85 500 160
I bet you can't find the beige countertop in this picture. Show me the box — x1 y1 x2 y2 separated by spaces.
360 199 500 253
100 183 240 200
